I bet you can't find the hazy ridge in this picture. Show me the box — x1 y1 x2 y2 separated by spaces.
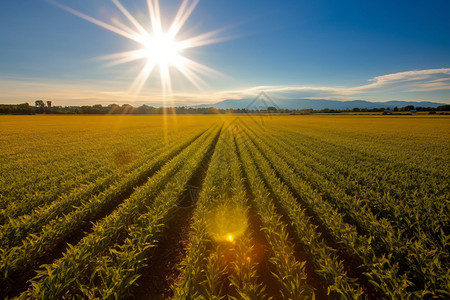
191 99 447 110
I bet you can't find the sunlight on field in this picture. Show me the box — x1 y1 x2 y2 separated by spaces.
264 115 450 174
0 115 219 209
0 114 448 299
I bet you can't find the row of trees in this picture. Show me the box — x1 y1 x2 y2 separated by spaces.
0 103 35 115
1 102 449 115
54 104 225 115
400 105 450 111
0 103 226 115
291 105 450 114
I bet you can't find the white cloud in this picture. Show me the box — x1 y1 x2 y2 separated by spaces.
0 77 212 106
349 68 450 93
213 68 450 101
213 85 341 100
1 68 449 105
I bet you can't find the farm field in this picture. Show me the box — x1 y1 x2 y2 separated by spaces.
0 114 449 299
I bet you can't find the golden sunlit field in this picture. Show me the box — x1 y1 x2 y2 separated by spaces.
0 115 449 299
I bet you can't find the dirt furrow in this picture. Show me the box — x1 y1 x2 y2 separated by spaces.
131 126 221 299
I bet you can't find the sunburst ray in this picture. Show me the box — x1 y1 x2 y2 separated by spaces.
49 0 227 96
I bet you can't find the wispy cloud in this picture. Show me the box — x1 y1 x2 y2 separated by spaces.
0 68 449 105
348 68 450 93
213 85 341 100
214 68 450 101
0 76 216 106
0 77 126 105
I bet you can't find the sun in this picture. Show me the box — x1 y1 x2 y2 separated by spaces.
141 34 181 66
50 0 224 97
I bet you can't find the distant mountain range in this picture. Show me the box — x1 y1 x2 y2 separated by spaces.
191 99 447 110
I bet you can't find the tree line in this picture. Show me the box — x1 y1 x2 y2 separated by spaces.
1 102 449 115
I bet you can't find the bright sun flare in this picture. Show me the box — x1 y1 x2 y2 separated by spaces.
142 34 181 65
51 0 223 97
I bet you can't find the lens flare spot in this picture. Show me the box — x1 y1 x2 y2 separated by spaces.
206 202 247 243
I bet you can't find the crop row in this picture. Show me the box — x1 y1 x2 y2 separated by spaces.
272 129 449 242
0 131 160 215
241 123 448 298
0 127 192 223
239 125 417 298
0 116 213 220
236 130 364 298
174 127 265 299
17 125 221 299
0 126 212 296
0 129 205 251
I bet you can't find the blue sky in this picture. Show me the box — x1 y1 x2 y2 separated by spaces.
1 0 449 105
